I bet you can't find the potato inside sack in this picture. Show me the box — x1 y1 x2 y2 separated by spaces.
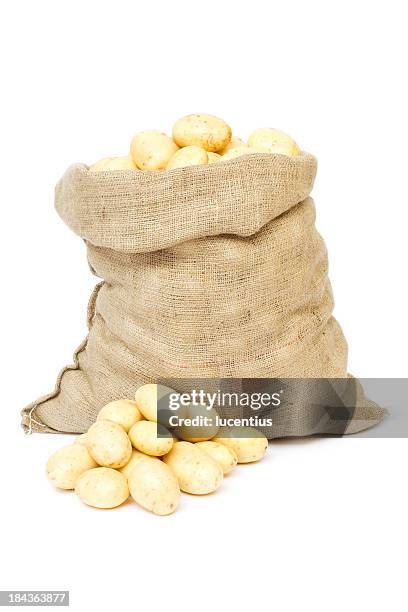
128 420 173 456
213 427 268 463
130 130 178 170
75 467 129 509
195 441 238 475
207 152 221 163
172 114 232 152
87 420 132 468
89 156 138 171
96 399 143 432
46 444 97 490
221 146 260 161
219 136 246 155
163 441 223 494
128 458 180 516
248 128 300 156
166 145 208 169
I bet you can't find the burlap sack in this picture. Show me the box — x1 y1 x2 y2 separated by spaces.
21 152 385 436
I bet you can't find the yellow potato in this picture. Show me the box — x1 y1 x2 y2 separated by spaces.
130 130 178 170
166 145 208 169
163 441 223 494
219 137 245 155
221 146 260 161
172 403 219 442
96 399 143 432
119 449 161 480
87 420 132 468
134 383 177 423
128 457 180 515
46 444 97 490
128 420 173 456
195 441 237 475
89 156 137 171
207 152 221 164
172 114 232 152
74 433 89 447
213 427 268 463
75 467 129 509
247 128 300 156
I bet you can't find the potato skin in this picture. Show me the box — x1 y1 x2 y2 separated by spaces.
74 433 89 447
207 152 221 164
89 156 137 171
128 420 173 456
195 441 237 475
128 458 180 515
219 137 245 155
247 128 300 156
221 146 260 161
163 441 223 494
130 130 178 170
134 383 177 423
172 403 219 442
172 114 231 152
75 467 129 509
166 145 208 169
97 399 143 432
213 427 268 463
119 449 161 480
46 445 97 490
87 420 132 468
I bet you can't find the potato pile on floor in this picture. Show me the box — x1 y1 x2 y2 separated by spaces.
46 384 268 516
89 113 300 172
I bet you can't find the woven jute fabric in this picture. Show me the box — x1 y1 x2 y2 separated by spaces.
21 153 385 436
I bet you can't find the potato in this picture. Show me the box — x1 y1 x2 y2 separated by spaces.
219 137 245 155
119 449 161 480
163 441 223 494
213 427 268 463
172 114 232 152
75 467 129 509
207 152 221 164
87 420 132 468
166 145 208 169
195 441 237 475
247 128 300 156
221 146 260 161
89 156 137 171
128 457 180 515
134 383 177 423
96 399 143 432
128 420 173 456
46 444 97 490
172 403 219 442
74 433 89 447
130 130 178 170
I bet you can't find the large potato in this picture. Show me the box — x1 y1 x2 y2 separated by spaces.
195 441 237 475
75 467 129 509
213 427 268 463
247 128 300 156
219 136 245 155
96 399 143 432
46 444 97 490
87 420 132 468
134 383 177 423
89 156 137 171
163 441 223 494
128 457 180 515
221 146 260 161
128 420 173 456
119 449 161 480
130 130 178 170
172 114 232 152
166 145 208 169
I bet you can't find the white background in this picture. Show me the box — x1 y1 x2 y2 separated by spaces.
1 1 407 611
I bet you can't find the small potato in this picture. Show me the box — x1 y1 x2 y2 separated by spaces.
74 433 89 447
96 399 143 432
172 114 232 152
128 457 180 515
207 152 221 164
163 441 223 494
213 427 268 463
166 145 208 169
75 467 129 509
119 449 161 480
46 444 97 490
89 156 137 171
134 383 177 423
222 146 260 161
87 420 132 468
130 130 178 170
219 136 245 155
195 441 237 475
247 128 300 156
129 420 173 456
172 403 219 442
